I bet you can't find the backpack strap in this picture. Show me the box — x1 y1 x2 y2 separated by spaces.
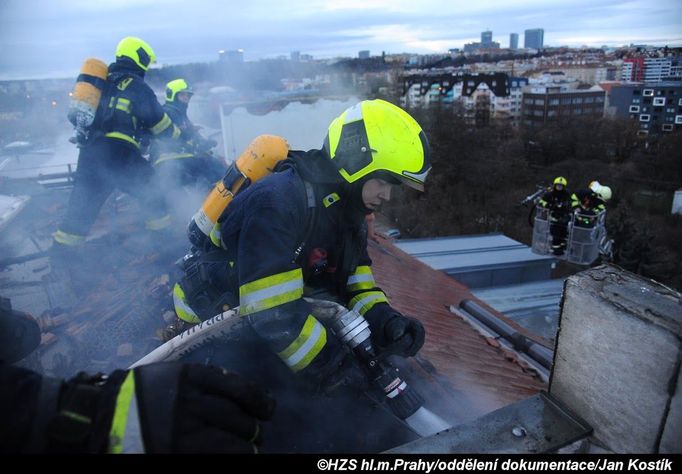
292 180 317 264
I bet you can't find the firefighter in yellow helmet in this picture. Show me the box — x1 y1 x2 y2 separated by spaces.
571 181 611 228
150 79 225 191
172 100 430 386
538 176 571 255
53 37 189 252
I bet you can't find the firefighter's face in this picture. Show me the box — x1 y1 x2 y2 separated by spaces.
362 178 393 211
177 92 192 104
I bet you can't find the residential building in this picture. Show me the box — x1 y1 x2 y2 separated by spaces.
622 57 645 82
358 50 370 59
522 85 606 126
524 29 544 49
510 33 519 50
608 82 682 136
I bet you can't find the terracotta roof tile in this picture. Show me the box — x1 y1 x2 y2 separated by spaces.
368 236 547 419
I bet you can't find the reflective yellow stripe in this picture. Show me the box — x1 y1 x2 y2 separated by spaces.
115 98 131 113
349 290 388 315
322 192 341 208
277 314 327 372
105 132 139 148
150 113 172 135
239 268 303 315
171 124 181 139
109 371 136 454
346 265 376 292
52 229 85 246
173 283 201 324
145 214 171 230
209 223 222 248
153 152 195 165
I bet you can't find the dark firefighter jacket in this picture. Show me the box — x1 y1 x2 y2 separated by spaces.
150 101 207 165
571 188 606 213
174 150 392 376
92 59 183 150
538 188 571 222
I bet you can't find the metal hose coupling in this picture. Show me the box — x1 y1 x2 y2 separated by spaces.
308 299 423 420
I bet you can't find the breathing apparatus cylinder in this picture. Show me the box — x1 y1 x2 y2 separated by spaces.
187 135 290 247
327 307 423 420
67 58 108 146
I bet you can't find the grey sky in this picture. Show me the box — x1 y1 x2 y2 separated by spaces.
1 0 681 80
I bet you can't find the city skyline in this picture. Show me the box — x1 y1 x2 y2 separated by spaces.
1 0 681 80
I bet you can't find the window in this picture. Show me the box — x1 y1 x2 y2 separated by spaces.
574 108 583 115
561 98 572 105
632 98 640 104
584 97 595 103
641 123 649 129
549 99 559 105
629 105 640 113
595 96 605 103
675 115 682 124
533 110 544 116
653 97 666 106
662 124 674 132
637 130 649 137
667 107 675 113
678 98 682 106
643 89 654 97
524 98 533 105
572 97 583 104
633 89 641 95
640 114 650 122
535 99 545 105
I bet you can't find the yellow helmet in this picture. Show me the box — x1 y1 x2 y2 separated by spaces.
115 36 156 71
324 99 431 191
553 176 567 187
165 79 194 102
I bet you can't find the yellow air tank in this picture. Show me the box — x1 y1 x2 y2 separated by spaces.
67 58 108 145
188 134 290 247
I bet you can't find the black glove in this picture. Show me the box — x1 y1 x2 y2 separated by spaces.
47 362 274 453
364 303 425 358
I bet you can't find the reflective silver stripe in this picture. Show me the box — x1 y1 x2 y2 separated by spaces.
241 278 303 312
387 381 408 399
347 273 374 285
282 319 324 368
121 391 144 453
351 292 387 314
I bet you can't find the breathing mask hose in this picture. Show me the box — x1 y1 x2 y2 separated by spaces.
328 307 423 420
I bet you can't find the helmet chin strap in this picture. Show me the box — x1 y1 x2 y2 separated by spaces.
345 177 374 217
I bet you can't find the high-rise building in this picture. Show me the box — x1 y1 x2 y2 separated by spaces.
481 30 493 47
218 49 244 63
290 51 300 62
358 50 370 59
524 28 544 49
510 33 519 50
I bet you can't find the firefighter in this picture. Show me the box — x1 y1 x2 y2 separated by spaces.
52 37 188 251
0 299 274 454
150 78 225 190
172 99 430 386
572 182 611 228
538 176 572 256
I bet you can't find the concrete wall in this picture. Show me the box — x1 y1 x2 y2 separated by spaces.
549 265 681 453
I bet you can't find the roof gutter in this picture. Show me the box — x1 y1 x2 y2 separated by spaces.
459 299 554 370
